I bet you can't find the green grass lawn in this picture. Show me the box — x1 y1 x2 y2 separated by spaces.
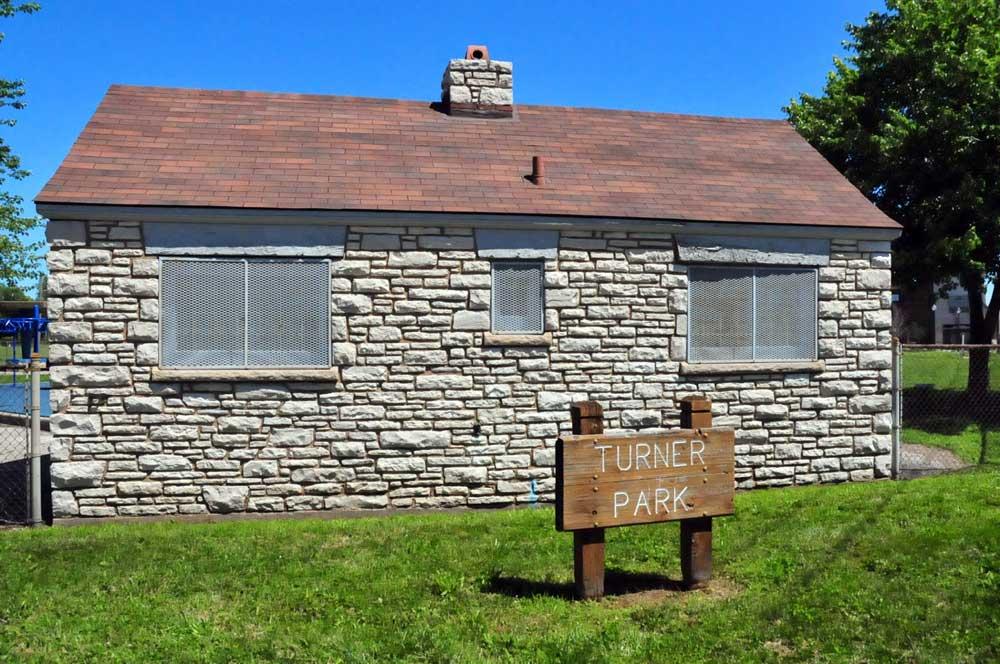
902 350 1000 464
902 349 1000 390
2 469 998 663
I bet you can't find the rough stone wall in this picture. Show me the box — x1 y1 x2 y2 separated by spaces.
45 221 893 518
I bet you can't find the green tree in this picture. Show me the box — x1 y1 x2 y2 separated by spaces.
0 1 41 291
786 0 1000 393
0 282 28 300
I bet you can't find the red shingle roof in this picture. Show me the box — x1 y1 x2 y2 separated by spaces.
36 84 898 229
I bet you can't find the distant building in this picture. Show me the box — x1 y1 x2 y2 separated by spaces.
893 282 996 344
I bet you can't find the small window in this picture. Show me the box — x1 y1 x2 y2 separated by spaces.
160 258 330 369
491 260 545 334
688 266 816 362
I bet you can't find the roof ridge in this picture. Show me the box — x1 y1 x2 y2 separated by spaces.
104 83 789 125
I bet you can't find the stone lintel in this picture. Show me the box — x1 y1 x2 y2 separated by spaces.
482 332 553 347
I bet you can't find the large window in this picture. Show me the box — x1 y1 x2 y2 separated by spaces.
491 260 545 334
160 259 330 368
688 266 816 362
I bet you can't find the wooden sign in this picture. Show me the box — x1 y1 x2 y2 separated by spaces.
556 428 735 531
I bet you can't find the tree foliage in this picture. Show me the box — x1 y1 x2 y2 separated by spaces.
786 0 1000 342
0 1 41 290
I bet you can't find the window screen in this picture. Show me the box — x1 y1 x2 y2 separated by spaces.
161 259 330 368
492 260 545 333
688 266 816 362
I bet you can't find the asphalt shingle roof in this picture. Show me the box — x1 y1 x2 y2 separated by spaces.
36 84 899 229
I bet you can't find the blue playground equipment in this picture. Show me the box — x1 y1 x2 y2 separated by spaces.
0 304 48 385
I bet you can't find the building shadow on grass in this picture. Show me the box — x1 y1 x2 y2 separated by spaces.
485 569 685 600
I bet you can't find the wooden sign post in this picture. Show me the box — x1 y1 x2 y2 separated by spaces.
556 398 735 599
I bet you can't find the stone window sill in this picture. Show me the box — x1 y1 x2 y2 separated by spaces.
679 361 824 376
150 368 340 382
482 332 552 347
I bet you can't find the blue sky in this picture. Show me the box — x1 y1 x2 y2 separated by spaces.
4 0 885 291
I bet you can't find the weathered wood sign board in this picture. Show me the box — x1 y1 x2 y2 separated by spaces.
556 428 735 531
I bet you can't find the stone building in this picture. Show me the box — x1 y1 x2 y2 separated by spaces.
36 47 899 519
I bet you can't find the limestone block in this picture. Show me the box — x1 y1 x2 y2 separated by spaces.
140 299 159 321
331 294 373 315
270 428 314 446
51 491 79 517
381 429 451 450
278 400 320 416
741 389 774 405
63 297 103 312
404 350 448 365
138 454 192 472
355 278 391 294
341 366 388 382
47 249 74 271
330 441 367 458
452 311 490 330
858 351 892 369
114 278 158 297
50 414 102 436
756 404 789 421
855 435 891 454
448 86 472 103
388 251 436 268
795 420 829 436
325 494 389 509
376 457 426 473
856 269 890 290
244 460 280 478
218 417 263 433
479 87 513 105
202 486 249 513
127 321 159 341
535 391 586 411
774 443 802 459
119 481 163 497
444 466 487 484
150 425 200 441
621 410 660 429
50 365 131 388
821 380 860 396
848 394 891 414
75 249 112 265
132 257 160 276
124 396 165 414
135 343 158 365
48 273 89 296
863 310 892 329
873 412 893 434
50 461 106 489
341 405 386 420
416 373 473 390
330 260 371 277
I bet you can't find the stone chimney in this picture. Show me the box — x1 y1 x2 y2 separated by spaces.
441 45 513 118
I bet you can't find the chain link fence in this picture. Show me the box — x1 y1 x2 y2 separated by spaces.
895 342 1000 479
0 377 30 525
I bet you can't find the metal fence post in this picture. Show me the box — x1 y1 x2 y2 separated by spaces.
891 337 902 480
29 353 42 526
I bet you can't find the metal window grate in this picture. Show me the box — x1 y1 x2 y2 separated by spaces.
492 260 545 333
161 259 329 368
689 266 816 362
161 260 245 368
247 261 330 368
689 267 754 362
754 268 816 360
